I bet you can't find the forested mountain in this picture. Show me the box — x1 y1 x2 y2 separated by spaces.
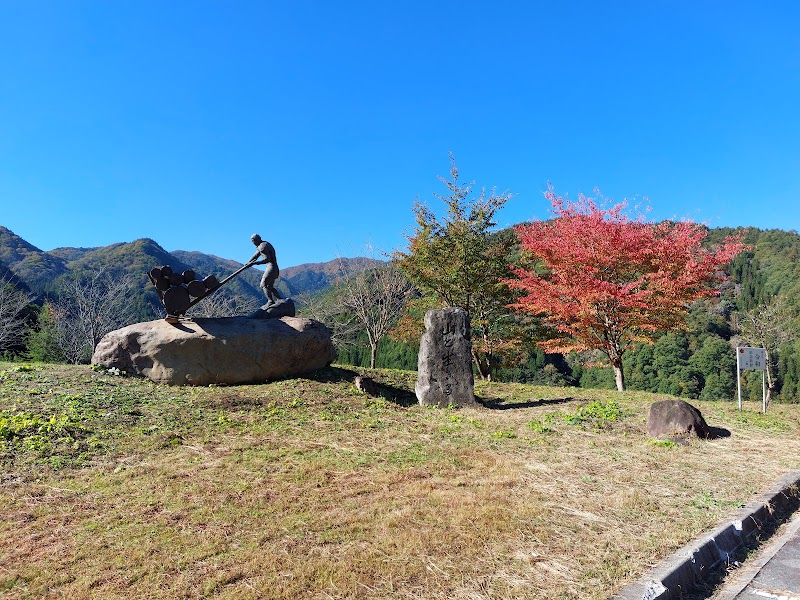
64 238 181 277
0 258 30 295
47 246 95 263
281 257 384 296
722 227 800 316
0 226 69 293
0 226 382 317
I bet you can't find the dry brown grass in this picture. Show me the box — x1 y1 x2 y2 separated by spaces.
1 363 800 599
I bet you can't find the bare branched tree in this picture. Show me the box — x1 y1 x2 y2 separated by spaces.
338 261 413 369
52 270 139 363
736 295 798 403
185 290 260 318
0 276 32 354
296 289 360 350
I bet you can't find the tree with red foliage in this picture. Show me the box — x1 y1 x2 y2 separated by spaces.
507 188 745 391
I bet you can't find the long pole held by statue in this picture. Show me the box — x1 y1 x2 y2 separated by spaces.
184 259 257 311
149 259 258 323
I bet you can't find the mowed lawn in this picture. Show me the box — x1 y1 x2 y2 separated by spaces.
2 362 800 599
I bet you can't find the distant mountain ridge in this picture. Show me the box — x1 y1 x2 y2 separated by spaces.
280 256 384 296
47 247 97 263
170 250 268 300
0 226 69 292
0 226 385 311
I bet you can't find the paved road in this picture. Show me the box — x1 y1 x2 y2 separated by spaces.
712 514 800 600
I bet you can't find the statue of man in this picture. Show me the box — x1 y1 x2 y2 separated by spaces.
248 233 283 305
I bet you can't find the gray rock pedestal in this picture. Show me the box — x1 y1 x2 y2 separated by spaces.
415 307 477 408
247 298 296 319
91 316 336 386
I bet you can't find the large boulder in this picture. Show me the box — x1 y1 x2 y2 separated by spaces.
415 307 477 408
92 316 336 386
647 399 711 440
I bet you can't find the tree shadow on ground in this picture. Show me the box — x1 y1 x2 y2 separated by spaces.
307 368 590 411
305 366 417 407
305 366 360 385
476 396 577 410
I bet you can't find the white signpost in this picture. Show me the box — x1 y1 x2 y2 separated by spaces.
736 346 767 413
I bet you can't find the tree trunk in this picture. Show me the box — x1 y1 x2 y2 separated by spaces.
484 332 493 382
369 342 377 369
471 348 487 380
764 347 774 405
612 361 625 392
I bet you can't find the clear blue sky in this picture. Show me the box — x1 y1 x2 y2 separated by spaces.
1 1 798 268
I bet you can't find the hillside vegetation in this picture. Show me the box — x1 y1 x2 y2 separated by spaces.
2 362 800 599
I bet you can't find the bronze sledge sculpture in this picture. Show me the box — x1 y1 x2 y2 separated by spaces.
94 236 331 384
149 233 294 323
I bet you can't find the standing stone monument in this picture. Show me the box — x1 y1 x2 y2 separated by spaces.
415 307 477 408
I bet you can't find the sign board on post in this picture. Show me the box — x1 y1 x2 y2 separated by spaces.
736 346 767 413
737 347 766 371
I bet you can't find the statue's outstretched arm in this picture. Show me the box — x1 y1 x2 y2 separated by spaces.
248 251 265 265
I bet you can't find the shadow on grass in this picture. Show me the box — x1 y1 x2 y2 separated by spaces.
308 369 597 412
306 366 417 407
305 366 360 384
476 396 577 410
706 425 732 439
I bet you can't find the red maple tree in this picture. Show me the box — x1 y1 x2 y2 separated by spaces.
507 188 745 391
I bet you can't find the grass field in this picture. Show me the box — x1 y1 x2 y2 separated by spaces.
2 362 800 599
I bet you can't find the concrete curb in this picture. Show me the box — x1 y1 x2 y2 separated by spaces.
613 470 800 600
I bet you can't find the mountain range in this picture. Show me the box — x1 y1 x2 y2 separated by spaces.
0 226 383 312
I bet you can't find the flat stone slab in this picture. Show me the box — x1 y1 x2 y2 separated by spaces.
92 316 336 385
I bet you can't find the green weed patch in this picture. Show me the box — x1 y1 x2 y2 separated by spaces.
563 399 626 428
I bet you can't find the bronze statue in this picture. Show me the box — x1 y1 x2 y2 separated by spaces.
150 233 291 322
248 233 283 305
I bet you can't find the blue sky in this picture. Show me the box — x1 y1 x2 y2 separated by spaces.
1 1 799 268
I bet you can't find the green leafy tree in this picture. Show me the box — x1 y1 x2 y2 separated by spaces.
393 156 520 380
777 340 800 402
623 344 657 392
25 303 65 363
650 334 697 397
